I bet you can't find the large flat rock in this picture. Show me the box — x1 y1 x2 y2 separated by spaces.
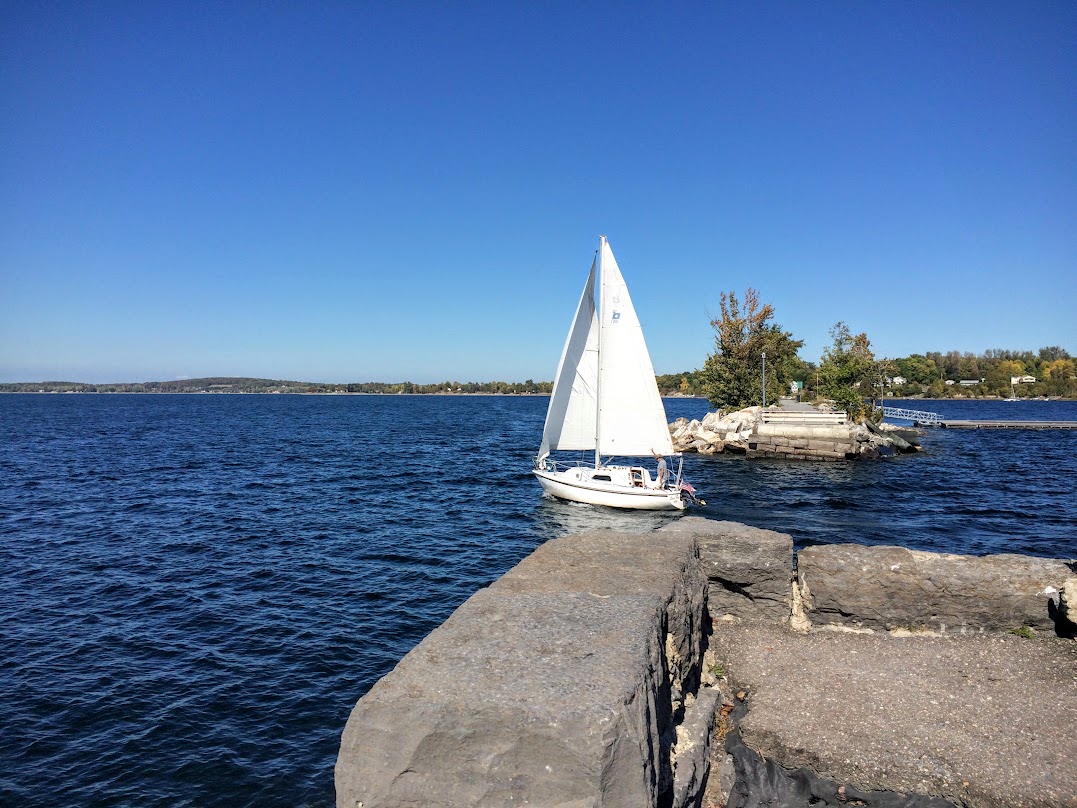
798 543 1075 633
661 518 793 622
711 622 1077 807
335 530 706 807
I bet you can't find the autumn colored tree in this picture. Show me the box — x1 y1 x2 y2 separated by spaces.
985 359 1026 396
700 288 803 410
1043 358 1076 380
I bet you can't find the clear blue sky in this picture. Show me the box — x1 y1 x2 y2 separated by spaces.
2 2 1074 383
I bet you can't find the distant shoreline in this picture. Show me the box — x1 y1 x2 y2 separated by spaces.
0 390 711 399
884 396 1076 402
0 376 706 398
0 390 549 396
3 389 1073 401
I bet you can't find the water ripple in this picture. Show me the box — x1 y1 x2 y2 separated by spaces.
1 393 1075 806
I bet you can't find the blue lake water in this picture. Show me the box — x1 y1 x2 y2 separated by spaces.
2 394 1075 806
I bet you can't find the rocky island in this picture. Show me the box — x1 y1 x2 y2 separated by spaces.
669 404 920 460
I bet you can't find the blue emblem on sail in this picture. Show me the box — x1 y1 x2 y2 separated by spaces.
611 311 621 322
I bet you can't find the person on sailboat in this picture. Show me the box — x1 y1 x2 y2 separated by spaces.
651 449 667 489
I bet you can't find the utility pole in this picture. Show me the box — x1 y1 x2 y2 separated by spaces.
762 352 767 408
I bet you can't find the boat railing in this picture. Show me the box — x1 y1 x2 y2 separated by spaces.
538 458 594 473
539 457 666 482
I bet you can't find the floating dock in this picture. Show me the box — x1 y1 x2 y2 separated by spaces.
924 419 1077 429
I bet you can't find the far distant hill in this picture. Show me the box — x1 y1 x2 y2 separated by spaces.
1 374 711 396
0 377 556 395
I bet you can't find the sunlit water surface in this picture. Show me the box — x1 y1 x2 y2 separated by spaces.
2 394 1074 806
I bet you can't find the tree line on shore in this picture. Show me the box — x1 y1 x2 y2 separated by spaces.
0 377 554 395
5 300 1071 414
663 287 1076 421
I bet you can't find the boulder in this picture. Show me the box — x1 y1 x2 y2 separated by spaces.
1061 577 1077 621
672 419 705 452
336 530 710 808
670 685 723 807
670 408 896 459
660 518 793 623
865 419 916 452
798 543 1077 633
700 410 725 432
1056 577 1077 637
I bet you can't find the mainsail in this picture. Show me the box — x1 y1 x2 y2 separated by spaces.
537 259 599 461
595 238 674 458
538 238 673 463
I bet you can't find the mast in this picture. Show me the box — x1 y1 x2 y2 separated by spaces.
594 235 604 469
593 234 674 460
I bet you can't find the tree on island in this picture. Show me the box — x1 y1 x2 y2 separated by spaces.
700 288 803 410
816 322 889 422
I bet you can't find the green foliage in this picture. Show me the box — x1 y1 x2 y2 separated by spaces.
816 322 885 422
882 345 1074 399
1008 626 1035 639
699 288 804 410
1039 346 1070 363
892 354 939 385
655 370 705 397
5 344 1073 402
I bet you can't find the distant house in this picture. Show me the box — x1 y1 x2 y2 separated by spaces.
887 376 907 386
945 380 956 386
958 379 982 387
1011 375 1036 385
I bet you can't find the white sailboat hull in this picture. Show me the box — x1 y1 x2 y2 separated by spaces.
533 468 687 511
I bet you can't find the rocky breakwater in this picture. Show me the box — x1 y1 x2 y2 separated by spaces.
334 517 1077 807
669 406 918 460
796 542 1077 636
660 518 1077 808
335 530 721 808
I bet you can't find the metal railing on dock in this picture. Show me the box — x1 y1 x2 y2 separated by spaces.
882 406 941 424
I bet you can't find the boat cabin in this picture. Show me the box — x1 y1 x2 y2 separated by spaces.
563 464 657 489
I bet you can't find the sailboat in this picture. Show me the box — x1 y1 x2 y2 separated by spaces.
533 236 699 511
